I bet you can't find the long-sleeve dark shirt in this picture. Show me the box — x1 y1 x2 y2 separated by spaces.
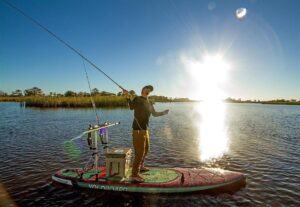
128 96 164 130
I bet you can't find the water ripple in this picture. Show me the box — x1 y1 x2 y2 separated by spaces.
0 102 300 206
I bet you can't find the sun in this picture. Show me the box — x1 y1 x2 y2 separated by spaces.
182 54 230 101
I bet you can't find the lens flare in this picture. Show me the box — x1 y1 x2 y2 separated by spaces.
236 8 247 19
64 141 81 160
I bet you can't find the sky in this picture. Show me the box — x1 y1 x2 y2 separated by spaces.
0 0 299 100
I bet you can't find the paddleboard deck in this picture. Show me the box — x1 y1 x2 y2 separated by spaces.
52 167 246 193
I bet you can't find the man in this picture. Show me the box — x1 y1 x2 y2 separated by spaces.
123 85 169 183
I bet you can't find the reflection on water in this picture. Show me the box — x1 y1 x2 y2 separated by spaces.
195 101 228 161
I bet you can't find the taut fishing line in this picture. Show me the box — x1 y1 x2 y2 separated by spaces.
82 59 100 125
1 0 125 91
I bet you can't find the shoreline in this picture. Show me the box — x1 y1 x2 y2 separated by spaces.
0 96 299 108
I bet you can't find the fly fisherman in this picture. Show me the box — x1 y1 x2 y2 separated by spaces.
123 85 169 183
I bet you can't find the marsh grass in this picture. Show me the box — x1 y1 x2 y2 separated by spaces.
1 96 299 107
0 96 128 108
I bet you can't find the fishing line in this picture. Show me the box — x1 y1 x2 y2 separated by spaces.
1 0 125 91
3 0 171 142
82 59 100 124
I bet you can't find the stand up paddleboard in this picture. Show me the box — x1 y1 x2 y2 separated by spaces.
52 123 246 193
52 166 245 193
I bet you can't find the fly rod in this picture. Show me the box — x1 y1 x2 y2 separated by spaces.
1 0 125 91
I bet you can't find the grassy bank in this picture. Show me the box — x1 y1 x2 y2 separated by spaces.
260 101 300 105
0 96 193 108
0 96 128 108
225 98 300 105
225 101 300 105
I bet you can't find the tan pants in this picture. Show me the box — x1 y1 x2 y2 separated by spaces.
132 130 150 177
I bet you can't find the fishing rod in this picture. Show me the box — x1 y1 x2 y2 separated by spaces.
1 0 125 91
67 122 120 142
3 0 146 136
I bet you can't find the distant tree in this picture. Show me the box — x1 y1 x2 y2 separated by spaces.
24 87 43 96
78 91 89 97
0 90 7 96
276 99 286 102
149 95 170 102
91 88 99 95
99 91 115 96
129 90 136 96
173 98 190 102
225 97 234 102
117 91 122 96
64 90 77 97
11 89 23 96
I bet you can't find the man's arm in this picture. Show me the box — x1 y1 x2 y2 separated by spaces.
128 97 136 110
123 89 136 110
151 104 169 117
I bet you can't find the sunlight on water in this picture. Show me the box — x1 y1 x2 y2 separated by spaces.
195 101 228 161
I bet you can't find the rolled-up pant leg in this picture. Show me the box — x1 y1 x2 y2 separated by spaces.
132 130 148 177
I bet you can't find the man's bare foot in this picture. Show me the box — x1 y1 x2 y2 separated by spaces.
132 176 144 183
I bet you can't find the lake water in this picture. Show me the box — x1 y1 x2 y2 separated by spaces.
0 102 299 206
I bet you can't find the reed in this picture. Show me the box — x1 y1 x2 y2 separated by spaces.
0 96 128 108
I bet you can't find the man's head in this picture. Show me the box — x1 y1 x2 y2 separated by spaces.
141 85 153 97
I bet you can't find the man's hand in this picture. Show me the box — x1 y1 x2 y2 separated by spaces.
123 89 129 98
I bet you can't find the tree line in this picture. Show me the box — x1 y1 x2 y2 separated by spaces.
0 88 297 103
0 87 191 102
224 97 300 103
0 87 137 97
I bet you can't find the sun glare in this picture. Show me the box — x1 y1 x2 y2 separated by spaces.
195 101 228 161
181 53 230 161
182 54 230 101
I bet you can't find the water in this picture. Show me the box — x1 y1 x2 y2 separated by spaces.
0 102 299 206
